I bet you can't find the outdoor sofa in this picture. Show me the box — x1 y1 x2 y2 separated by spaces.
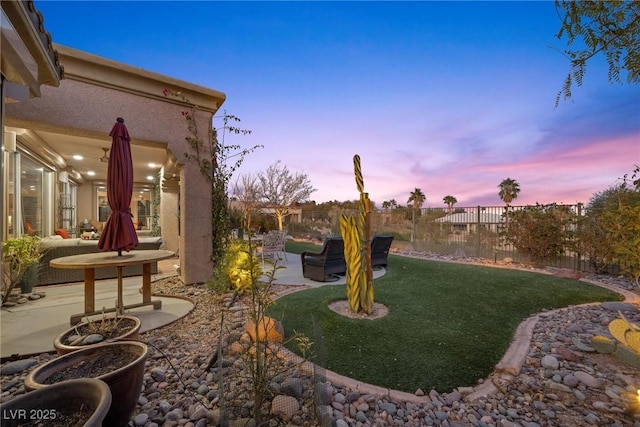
37 235 163 286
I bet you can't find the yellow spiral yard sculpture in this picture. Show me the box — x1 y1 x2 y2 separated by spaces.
339 155 374 314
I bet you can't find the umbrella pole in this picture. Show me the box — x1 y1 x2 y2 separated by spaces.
117 266 124 315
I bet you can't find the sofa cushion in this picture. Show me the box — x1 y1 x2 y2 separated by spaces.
41 236 82 249
138 236 162 244
40 236 61 249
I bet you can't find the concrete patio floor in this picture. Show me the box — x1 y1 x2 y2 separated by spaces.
0 265 189 359
0 253 386 359
262 252 386 287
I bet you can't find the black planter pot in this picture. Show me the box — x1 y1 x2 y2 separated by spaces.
0 378 112 427
18 264 39 294
24 341 148 427
53 315 142 356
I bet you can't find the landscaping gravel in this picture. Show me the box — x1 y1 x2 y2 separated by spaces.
1 253 639 426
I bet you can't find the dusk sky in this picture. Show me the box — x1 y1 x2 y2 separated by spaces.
36 1 639 208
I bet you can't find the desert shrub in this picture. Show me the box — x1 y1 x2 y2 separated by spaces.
2 236 42 302
573 189 620 273
251 212 277 233
599 186 640 284
573 213 616 273
574 167 640 282
419 220 448 244
468 228 500 253
211 240 262 294
228 207 243 230
286 221 314 238
504 203 576 266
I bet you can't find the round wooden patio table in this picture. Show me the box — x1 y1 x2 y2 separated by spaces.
50 250 175 324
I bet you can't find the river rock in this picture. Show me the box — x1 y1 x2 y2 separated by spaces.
540 355 559 369
82 333 104 344
574 371 603 388
271 394 299 421
0 359 38 375
601 301 638 313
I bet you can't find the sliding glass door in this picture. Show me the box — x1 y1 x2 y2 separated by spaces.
3 149 55 238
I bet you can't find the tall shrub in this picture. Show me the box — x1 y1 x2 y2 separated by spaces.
599 167 640 284
574 188 620 273
604 199 640 284
573 211 615 273
575 166 640 283
504 203 575 266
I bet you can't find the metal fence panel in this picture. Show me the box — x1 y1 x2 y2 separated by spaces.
284 204 618 274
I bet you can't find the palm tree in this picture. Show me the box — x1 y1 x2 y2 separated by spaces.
443 195 458 214
498 178 521 229
498 178 521 207
382 200 397 210
407 188 426 242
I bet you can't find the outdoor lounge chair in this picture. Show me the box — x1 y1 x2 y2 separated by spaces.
370 234 394 269
301 237 346 282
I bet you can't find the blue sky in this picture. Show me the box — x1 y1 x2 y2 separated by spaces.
36 1 640 207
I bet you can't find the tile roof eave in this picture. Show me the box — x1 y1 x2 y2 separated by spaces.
25 0 64 82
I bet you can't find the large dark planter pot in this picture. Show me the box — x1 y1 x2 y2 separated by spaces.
0 378 112 427
24 341 148 427
18 264 39 294
53 315 141 355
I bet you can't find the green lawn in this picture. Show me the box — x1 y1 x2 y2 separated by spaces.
285 240 324 254
268 250 623 393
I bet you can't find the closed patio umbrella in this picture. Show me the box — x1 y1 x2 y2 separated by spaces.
97 117 139 255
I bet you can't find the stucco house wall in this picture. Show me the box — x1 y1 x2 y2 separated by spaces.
4 44 226 285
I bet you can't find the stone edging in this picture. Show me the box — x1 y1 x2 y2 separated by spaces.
465 277 638 402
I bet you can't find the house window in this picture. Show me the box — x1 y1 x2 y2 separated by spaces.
4 150 54 238
134 189 152 230
97 186 110 222
95 185 153 230
59 177 77 236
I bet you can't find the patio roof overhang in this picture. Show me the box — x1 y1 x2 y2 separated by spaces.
5 44 226 184
1 0 63 99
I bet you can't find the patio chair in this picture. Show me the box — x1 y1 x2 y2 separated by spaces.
257 230 287 265
301 237 346 282
370 234 394 269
